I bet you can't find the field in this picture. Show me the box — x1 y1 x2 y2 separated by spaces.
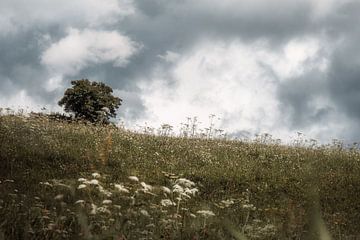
1 114 360 239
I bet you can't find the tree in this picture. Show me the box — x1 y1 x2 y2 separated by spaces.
58 79 122 124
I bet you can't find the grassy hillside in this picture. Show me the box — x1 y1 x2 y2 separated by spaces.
1 114 360 239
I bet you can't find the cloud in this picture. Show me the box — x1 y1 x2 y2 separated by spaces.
136 37 346 142
41 28 141 77
158 51 180 63
1 0 360 143
0 0 134 36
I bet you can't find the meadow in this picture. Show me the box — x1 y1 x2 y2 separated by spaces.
1 113 360 239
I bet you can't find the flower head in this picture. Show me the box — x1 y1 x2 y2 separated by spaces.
128 176 139 182
197 210 216 218
114 184 130 193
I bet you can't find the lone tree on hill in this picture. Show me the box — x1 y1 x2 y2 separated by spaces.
58 79 122 123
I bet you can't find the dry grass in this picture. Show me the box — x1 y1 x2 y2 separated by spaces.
1 114 360 239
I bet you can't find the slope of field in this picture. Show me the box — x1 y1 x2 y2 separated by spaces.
1 115 360 239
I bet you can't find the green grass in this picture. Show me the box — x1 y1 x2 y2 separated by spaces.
1 114 360 239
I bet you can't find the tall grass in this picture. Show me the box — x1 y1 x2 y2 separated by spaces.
1 114 360 239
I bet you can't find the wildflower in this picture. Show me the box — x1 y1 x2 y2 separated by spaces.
114 205 121 210
97 206 111 214
172 184 184 194
75 200 85 204
140 209 150 217
161 186 171 194
185 187 199 196
54 194 64 200
242 204 256 210
128 176 139 182
39 181 52 187
90 203 97 215
160 199 175 207
102 199 112 205
114 184 130 193
92 173 101 179
98 186 112 197
77 178 87 182
78 184 87 189
197 210 216 218
221 199 235 207
146 223 155 228
140 182 153 192
175 178 195 188
89 179 99 185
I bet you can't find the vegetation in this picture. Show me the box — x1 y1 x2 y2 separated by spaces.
1 113 360 239
58 79 121 124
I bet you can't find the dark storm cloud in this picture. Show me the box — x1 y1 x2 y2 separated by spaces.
328 45 360 121
277 70 332 129
271 1 360 142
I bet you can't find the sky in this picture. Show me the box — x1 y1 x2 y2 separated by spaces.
1 0 360 143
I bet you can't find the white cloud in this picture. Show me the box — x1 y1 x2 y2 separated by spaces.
0 0 134 35
158 51 180 63
45 75 63 92
41 28 140 76
310 0 352 19
137 38 336 142
0 90 39 111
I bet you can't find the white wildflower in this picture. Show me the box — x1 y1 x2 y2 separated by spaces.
180 192 191 199
221 199 234 207
54 194 64 200
39 181 52 187
97 206 111 214
185 187 199 196
78 184 87 189
189 213 196 218
197 210 216 218
92 173 101 179
140 209 150 217
140 182 153 192
89 179 99 185
90 203 97 215
77 178 87 182
172 184 184 194
242 204 256 210
102 199 112 205
161 186 171 194
114 205 121 210
98 185 112 197
128 176 139 182
160 199 175 207
75 200 85 204
114 184 130 193
175 178 195 188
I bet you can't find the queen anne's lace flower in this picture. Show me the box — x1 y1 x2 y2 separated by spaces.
161 199 175 207
114 184 130 193
91 173 101 179
141 182 153 192
78 184 87 189
128 176 139 182
102 199 112 205
197 210 216 218
89 179 99 185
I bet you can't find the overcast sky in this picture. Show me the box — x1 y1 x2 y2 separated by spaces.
1 0 360 143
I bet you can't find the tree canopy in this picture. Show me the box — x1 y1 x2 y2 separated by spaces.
58 79 122 123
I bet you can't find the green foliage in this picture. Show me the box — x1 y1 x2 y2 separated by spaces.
58 79 121 123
